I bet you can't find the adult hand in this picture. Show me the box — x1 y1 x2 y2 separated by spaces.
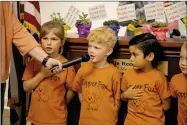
45 58 62 73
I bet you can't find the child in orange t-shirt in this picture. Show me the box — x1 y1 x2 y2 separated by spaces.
22 21 76 125
121 33 171 125
170 42 187 125
72 26 121 125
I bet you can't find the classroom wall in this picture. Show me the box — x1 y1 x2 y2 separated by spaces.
39 2 186 37
39 1 126 36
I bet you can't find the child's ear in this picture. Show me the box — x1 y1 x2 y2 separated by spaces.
61 40 65 46
106 48 113 56
146 52 154 62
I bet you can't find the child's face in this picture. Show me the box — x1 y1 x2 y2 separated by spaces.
88 42 112 64
41 32 62 57
129 45 151 71
179 48 187 74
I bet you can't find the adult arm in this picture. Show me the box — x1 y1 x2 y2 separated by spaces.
28 47 62 70
8 2 62 70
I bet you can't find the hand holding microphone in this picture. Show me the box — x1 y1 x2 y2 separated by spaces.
50 54 90 73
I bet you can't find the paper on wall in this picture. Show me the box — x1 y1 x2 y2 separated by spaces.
64 5 81 27
144 2 165 21
176 2 187 19
164 2 186 23
88 4 107 21
155 2 165 20
116 3 136 22
112 59 168 75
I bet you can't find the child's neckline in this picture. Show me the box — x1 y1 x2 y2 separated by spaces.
50 54 61 60
182 73 187 80
135 68 155 74
93 63 111 69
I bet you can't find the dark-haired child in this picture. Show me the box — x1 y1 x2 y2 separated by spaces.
121 33 170 125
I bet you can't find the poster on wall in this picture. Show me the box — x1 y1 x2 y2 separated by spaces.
144 2 165 21
116 3 136 22
164 2 186 23
88 4 107 21
154 2 166 20
112 59 168 75
64 5 81 27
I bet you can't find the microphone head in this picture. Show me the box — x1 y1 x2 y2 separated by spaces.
81 54 90 62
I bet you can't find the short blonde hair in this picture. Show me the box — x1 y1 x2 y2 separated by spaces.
87 26 117 48
181 42 187 50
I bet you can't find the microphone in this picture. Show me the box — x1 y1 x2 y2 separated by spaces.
51 54 90 72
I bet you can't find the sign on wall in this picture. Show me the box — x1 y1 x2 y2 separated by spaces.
112 59 168 75
64 5 81 27
88 4 107 21
144 2 165 21
116 3 136 22
164 2 186 23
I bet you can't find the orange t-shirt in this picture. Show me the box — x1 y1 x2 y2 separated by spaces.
22 56 76 125
121 68 170 125
1 2 39 83
72 62 121 125
170 73 187 125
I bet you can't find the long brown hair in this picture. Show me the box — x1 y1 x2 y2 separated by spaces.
40 20 64 54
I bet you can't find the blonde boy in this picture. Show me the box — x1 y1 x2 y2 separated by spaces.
170 42 187 125
72 26 121 125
